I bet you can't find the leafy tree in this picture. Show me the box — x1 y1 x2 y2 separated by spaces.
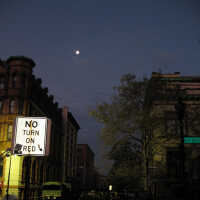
90 74 170 190
107 137 144 191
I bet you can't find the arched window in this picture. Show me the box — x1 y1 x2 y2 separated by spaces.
9 99 16 113
0 76 5 89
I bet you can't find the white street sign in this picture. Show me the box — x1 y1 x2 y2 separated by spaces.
12 117 51 156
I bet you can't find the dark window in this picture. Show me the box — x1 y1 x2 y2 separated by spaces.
22 158 27 182
0 100 3 113
46 167 50 181
192 159 200 179
32 161 36 184
0 77 5 89
42 185 61 190
21 74 26 87
53 168 56 177
165 112 178 137
9 100 16 113
165 119 178 135
18 100 24 114
39 164 44 183
12 74 17 88
166 150 181 177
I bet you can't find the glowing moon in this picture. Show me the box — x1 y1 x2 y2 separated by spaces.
75 50 80 55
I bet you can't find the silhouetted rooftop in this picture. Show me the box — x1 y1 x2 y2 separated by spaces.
6 56 36 67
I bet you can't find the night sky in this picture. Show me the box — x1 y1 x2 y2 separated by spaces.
1 0 200 174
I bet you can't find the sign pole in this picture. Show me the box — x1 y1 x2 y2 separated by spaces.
24 156 31 200
6 155 11 200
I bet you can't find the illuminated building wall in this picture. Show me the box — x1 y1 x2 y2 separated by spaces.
0 56 67 200
147 72 200 199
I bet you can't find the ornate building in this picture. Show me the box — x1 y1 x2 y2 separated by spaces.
0 56 78 200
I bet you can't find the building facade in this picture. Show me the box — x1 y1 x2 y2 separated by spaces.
0 56 78 200
147 72 200 200
77 144 96 191
61 107 80 190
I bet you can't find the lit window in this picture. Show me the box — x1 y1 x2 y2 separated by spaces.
7 124 12 140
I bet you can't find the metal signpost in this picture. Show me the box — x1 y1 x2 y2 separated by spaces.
12 117 51 156
11 116 51 200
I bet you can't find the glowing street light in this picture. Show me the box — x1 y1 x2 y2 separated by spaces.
109 185 112 191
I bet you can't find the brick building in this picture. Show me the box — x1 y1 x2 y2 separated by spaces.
61 107 80 188
0 56 79 200
147 72 200 200
77 144 96 191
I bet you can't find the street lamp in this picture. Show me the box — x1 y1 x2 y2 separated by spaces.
174 97 186 179
0 148 12 200
109 185 112 200
5 151 11 200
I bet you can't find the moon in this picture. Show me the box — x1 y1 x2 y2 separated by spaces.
75 50 80 55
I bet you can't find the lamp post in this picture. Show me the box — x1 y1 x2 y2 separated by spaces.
109 185 112 200
0 145 22 200
6 152 11 200
174 97 186 180
0 148 12 200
